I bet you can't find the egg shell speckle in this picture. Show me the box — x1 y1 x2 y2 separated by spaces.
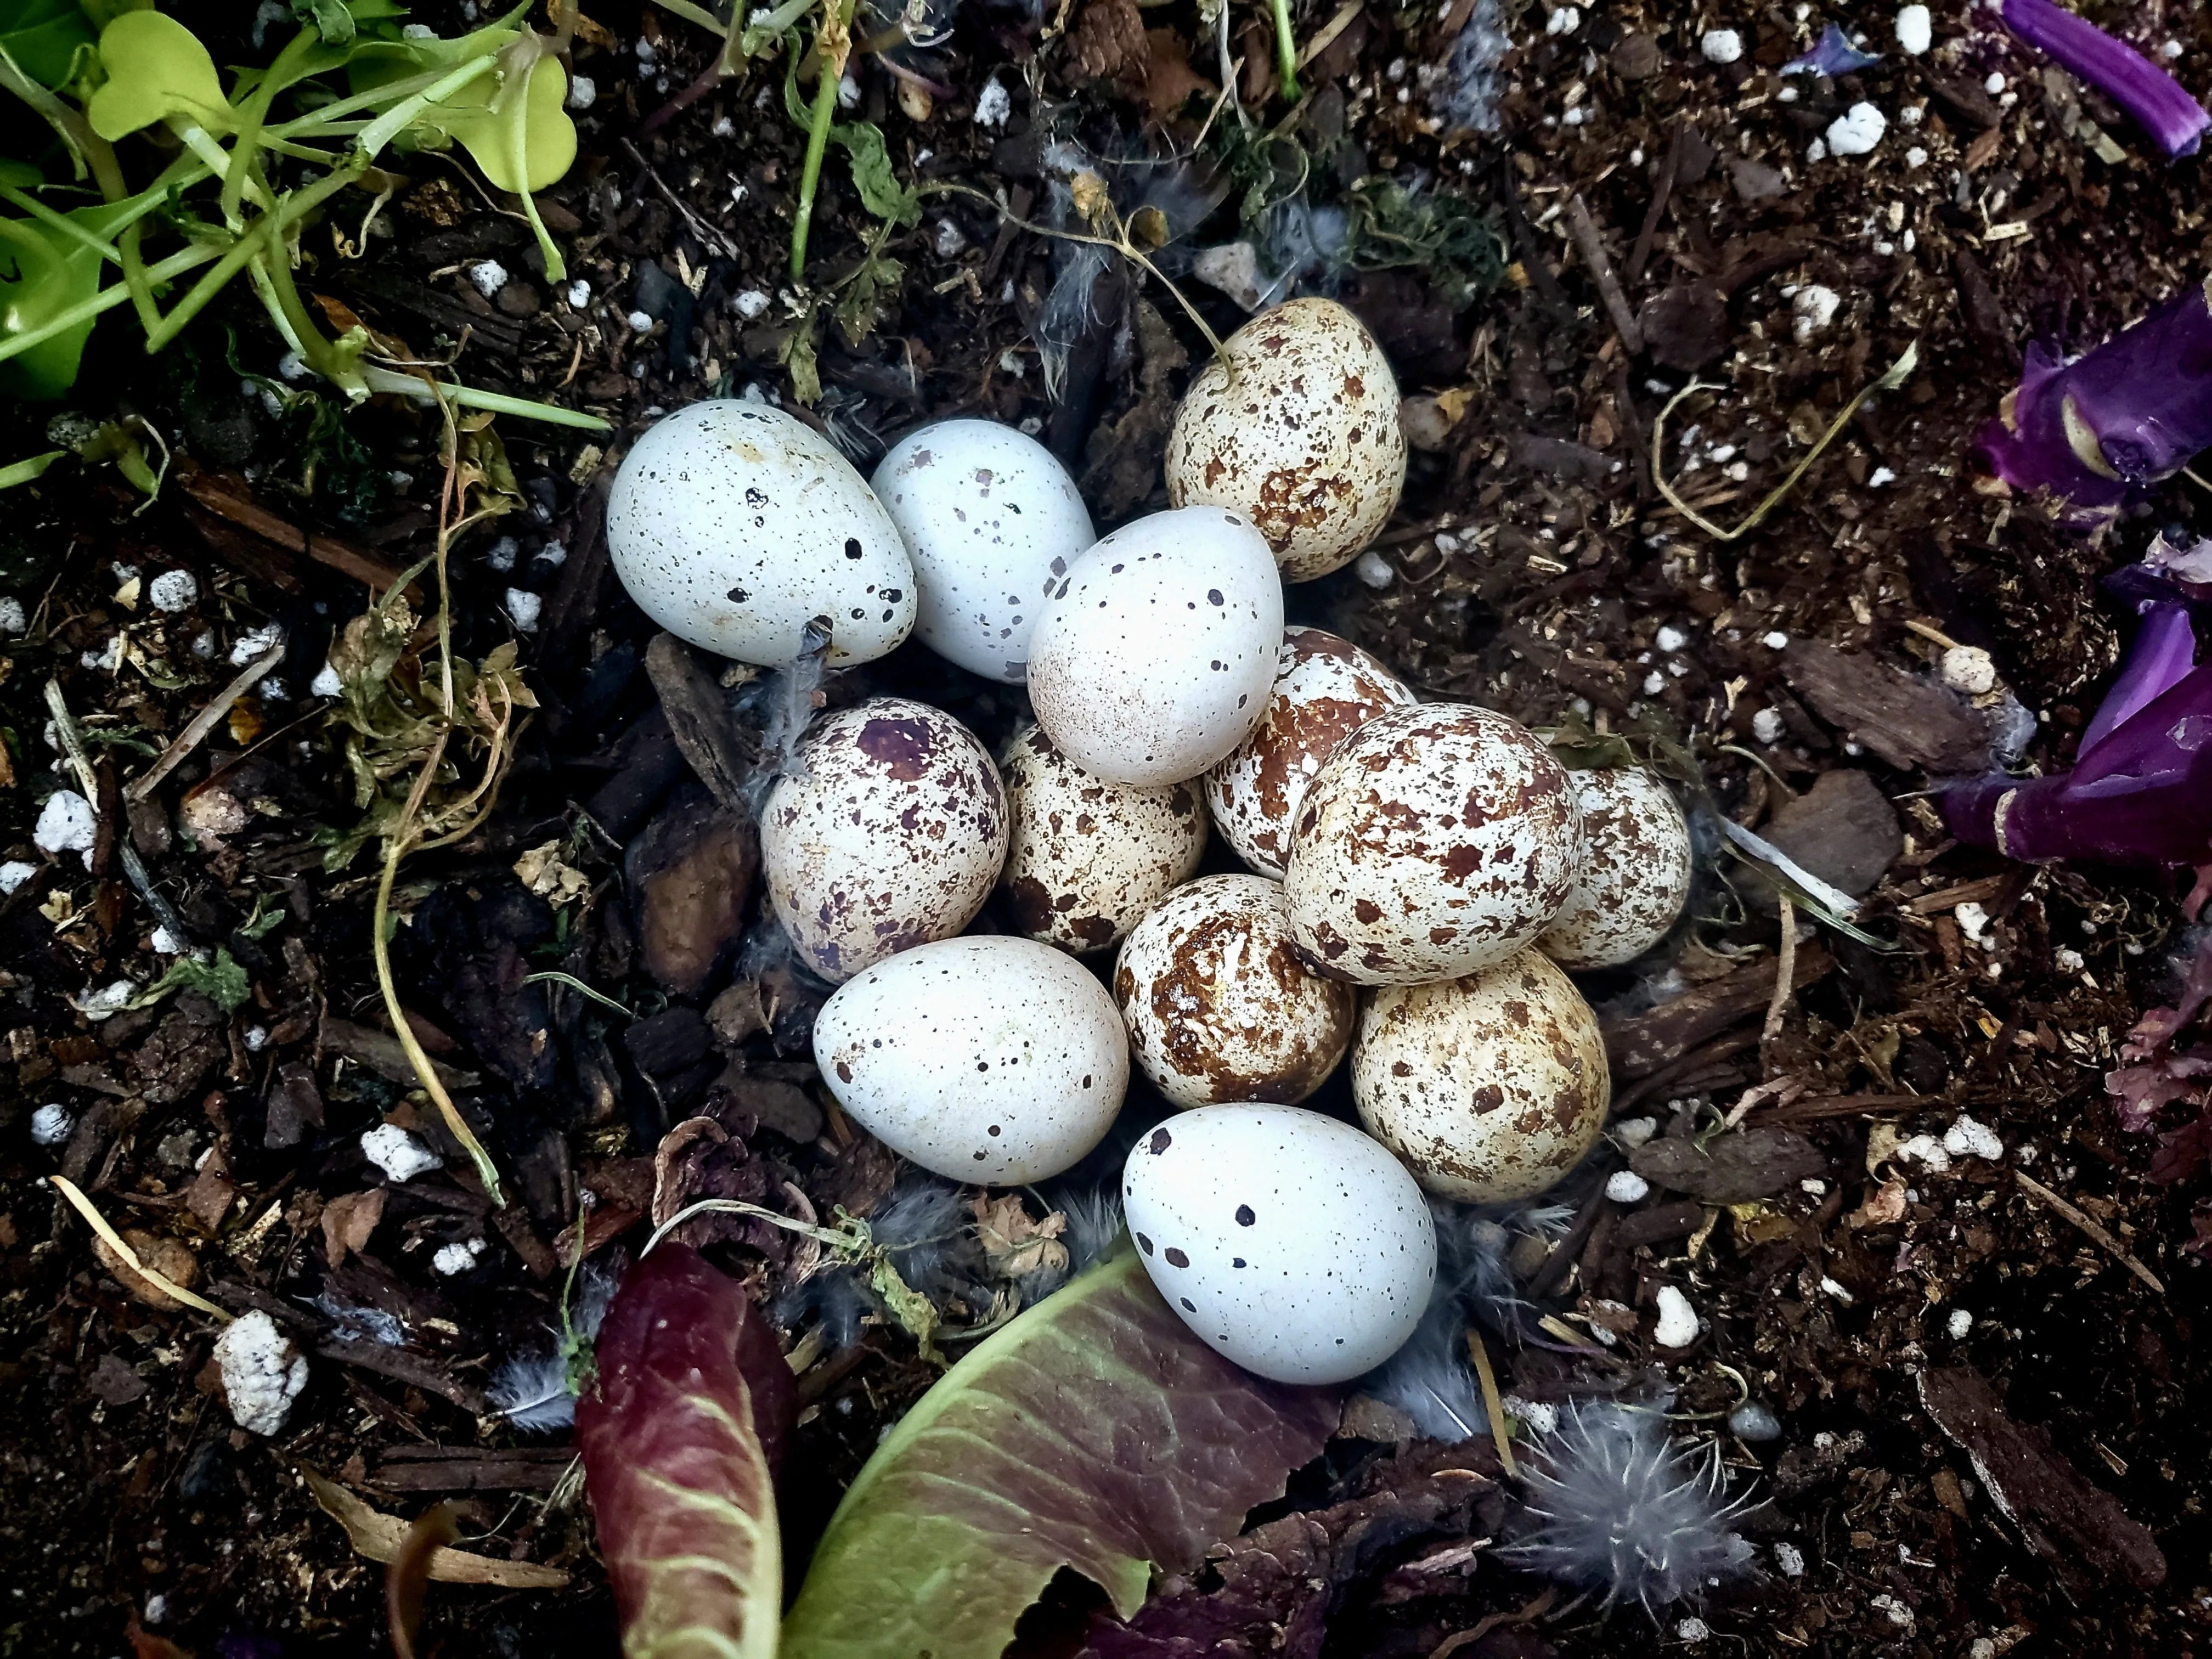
1121 1104 1436 1383
1028 507 1285 786
871 420 1096 682
1165 298 1408 583
1114 874 1356 1108
1284 703 1583 985
606 401 915 666
1352 950 1611 1203
1538 769 1694 969
1205 627 1419 879
997 724 1209 954
760 697 1008 982
814 936 1128 1182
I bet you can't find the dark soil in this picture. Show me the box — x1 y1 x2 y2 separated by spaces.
4 1 2211 1655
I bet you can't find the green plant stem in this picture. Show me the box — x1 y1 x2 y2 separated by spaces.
143 161 363 352
787 0 854 283
359 365 611 428
1271 0 1302 101
222 27 319 227
0 187 123 264
357 56 506 157
0 242 219 368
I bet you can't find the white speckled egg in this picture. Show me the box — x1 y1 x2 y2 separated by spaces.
1284 704 1583 985
1352 950 1610 1202
814 936 1128 1182
760 697 1008 982
1165 299 1407 583
1121 1104 1435 1383
871 420 1096 682
997 724 1209 954
1027 507 1284 786
1538 769 1694 969
1114 875 1355 1109
1205 627 1419 879
606 400 915 666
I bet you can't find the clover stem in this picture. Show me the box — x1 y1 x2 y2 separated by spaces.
1271 0 1303 101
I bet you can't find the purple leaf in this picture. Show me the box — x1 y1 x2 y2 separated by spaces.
1972 280 2212 514
1781 24 1880 76
2001 0 2211 157
781 1250 1342 1659
577 1244 797 1659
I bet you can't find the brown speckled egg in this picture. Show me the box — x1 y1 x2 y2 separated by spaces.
997 724 1209 955
760 697 1008 982
1164 299 1407 582
1205 627 1419 879
1114 874 1356 1109
1352 950 1610 1202
1538 769 1694 969
1283 704 1583 985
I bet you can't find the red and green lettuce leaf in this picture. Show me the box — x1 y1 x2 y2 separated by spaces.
577 1244 796 1659
781 1249 1343 1659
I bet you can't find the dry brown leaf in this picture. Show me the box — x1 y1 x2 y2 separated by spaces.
320 1189 388 1267
300 1467 569 1588
93 1229 204 1313
972 1193 1069 1280
1142 27 1215 123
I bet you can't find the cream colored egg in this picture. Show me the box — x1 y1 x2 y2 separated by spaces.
1027 507 1284 786
871 420 1095 682
1538 769 1694 969
997 724 1209 954
760 697 1008 982
1205 627 1419 879
1113 874 1355 1108
1352 950 1610 1203
1164 298 1407 582
1284 703 1583 985
814 936 1128 1183
606 400 914 665
1122 1104 1435 1383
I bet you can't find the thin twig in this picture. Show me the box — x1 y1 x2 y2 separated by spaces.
619 137 740 258
1651 341 1920 540
125 645 286 804
1466 1330 1517 1479
1762 894 1798 1045
1565 194 1644 356
2015 1171 2166 1294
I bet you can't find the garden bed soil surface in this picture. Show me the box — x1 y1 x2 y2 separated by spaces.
3 1 2211 1655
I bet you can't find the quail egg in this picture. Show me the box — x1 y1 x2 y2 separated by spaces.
1027 507 1284 786
1205 627 1419 879
1351 949 1611 1202
814 936 1128 1182
1284 703 1583 984
997 724 1209 954
759 697 1008 981
871 419 1096 682
1538 768 1694 969
606 400 914 665
1122 1104 1436 1383
1165 298 1407 582
1114 874 1355 1108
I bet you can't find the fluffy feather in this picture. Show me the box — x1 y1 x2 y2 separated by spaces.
774 1266 881 1352
1504 1401 1758 1613
1362 1296 1489 1441
488 1259 621 1434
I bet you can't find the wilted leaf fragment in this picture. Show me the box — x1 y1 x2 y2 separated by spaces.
577 1245 796 1659
300 1466 569 1588
781 1250 1342 1659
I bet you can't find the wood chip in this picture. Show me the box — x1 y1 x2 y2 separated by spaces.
1604 944 1833 1078
1917 1367 2165 1591
1781 640 1990 773
300 1467 569 1587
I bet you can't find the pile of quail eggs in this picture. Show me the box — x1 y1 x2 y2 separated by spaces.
606 297 1695 1388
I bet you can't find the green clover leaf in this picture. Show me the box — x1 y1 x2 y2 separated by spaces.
86 11 233 140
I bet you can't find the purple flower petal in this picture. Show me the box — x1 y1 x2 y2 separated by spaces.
1782 24 1881 76
2081 601 2199 756
1973 280 2212 512
2000 0 2211 157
